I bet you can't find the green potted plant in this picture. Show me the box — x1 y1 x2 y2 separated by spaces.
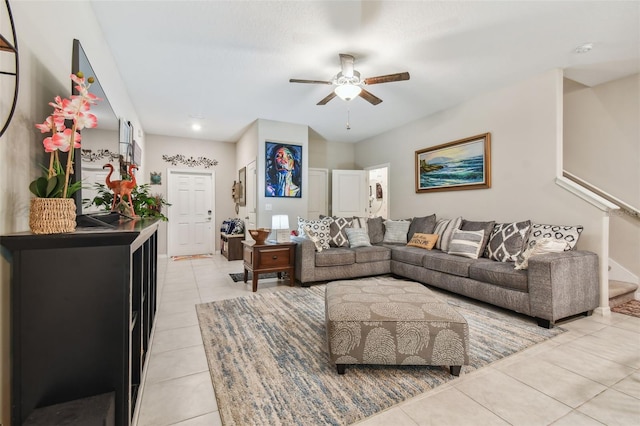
84 182 170 221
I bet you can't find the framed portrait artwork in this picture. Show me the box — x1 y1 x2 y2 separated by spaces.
415 133 491 193
265 141 302 198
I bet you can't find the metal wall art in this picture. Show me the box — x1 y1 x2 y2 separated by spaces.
81 149 119 163
162 154 218 168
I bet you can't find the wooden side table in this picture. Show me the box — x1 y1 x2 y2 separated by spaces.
242 240 296 292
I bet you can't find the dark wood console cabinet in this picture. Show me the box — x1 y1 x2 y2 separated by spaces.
1 219 160 426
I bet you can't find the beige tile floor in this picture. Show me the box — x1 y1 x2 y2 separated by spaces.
135 255 640 426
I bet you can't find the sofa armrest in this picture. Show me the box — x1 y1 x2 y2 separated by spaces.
292 236 316 285
528 250 599 325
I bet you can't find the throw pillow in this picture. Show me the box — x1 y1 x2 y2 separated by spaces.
345 227 371 248
367 216 385 244
297 217 331 249
383 219 411 244
407 214 437 240
448 229 485 259
433 216 463 252
484 220 531 262
328 216 353 247
460 219 495 255
304 225 324 252
406 233 438 250
526 223 583 251
515 238 570 270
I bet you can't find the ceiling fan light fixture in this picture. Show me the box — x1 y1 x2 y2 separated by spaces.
334 83 362 101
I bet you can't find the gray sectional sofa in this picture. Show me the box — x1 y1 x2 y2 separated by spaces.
292 216 599 328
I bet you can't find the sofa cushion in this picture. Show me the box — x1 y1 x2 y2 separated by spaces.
484 220 531 262
391 245 429 266
383 219 411 244
433 217 462 252
354 245 391 263
469 261 529 292
526 223 583 251
448 229 485 259
407 214 437 240
367 216 385 244
461 219 495 256
315 248 356 267
407 233 438 250
345 227 371 248
421 250 482 277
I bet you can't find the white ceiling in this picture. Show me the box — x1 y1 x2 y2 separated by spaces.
90 0 639 144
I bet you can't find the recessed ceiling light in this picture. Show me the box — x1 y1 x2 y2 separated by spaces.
191 123 202 131
574 43 593 54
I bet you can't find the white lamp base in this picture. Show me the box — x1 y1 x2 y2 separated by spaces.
275 229 290 243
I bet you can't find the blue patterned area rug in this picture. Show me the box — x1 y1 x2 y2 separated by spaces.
196 278 564 425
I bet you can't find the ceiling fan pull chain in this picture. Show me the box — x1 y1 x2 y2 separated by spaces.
346 109 351 130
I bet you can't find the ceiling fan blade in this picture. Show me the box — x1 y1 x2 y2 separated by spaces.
339 53 355 78
289 78 332 85
364 72 410 85
317 91 337 105
359 88 383 105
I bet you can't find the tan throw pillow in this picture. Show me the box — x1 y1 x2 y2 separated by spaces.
515 238 569 270
407 233 438 250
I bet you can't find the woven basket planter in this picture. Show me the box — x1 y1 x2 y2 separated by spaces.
29 198 76 234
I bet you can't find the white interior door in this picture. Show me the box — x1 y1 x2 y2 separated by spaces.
167 169 214 256
331 169 367 217
308 168 329 219
245 160 257 230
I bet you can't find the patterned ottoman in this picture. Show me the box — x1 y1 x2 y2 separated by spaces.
325 277 469 376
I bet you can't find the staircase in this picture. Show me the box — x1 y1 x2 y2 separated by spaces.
609 280 639 308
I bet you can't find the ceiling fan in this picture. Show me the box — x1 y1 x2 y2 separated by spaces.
289 53 410 106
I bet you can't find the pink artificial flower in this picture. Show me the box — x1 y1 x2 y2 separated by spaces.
50 128 81 152
74 112 98 130
35 115 64 133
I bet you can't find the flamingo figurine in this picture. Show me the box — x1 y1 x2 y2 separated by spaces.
103 163 138 215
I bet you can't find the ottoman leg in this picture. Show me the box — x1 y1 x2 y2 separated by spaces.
450 366 462 376
336 364 346 375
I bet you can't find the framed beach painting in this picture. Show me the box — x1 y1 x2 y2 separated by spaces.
415 133 491 193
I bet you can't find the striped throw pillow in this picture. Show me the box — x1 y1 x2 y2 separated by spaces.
382 220 411 244
433 217 462 252
448 229 485 259
345 228 371 248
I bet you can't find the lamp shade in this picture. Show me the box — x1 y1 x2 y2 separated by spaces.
334 84 362 101
271 214 289 230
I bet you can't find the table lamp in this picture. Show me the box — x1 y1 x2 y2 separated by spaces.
271 214 290 243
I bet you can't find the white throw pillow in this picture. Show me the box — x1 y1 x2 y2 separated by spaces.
514 238 569 270
433 217 462 252
448 229 485 259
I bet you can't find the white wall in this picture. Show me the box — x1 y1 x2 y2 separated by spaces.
564 74 640 278
235 120 258 224
144 134 236 255
0 2 141 422
355 69 604 257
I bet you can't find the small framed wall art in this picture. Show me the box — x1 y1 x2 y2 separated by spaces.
415 133 491 193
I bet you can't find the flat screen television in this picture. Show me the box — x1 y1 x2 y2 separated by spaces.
71 39 120 216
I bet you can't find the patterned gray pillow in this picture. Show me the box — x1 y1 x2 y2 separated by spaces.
433 217 462 252
484 220 531 262
526 223 583 251
328 216 353 247
408 214 437 241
